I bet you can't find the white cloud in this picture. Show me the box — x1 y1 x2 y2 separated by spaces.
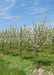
5 0 16 3
1 15 18 19
0 0 52 19
33 0 39 5
25 7 49 15
4 4 14 10
0 0 16 19
5 0 16 10
31 8 49 14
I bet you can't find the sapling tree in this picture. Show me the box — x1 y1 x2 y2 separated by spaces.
51 27 54 53
26 27 32 53
16 27 19 46
48 26 54 53
33 21 39 69
0 30 4 54
0 30 7 55
19 25 23 61
32 15 53 69
12 26 17 47
7 25 16 56
20 24 27 48
44 25 54 53
23 25 32 53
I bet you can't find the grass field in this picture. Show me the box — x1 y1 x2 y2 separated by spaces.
0 45 54 75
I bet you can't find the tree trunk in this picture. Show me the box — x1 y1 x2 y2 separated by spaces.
2 43 4 55
51 44 54 54
27 44 29 54
36 47 38 70
9 42 11 56
20 41 22 61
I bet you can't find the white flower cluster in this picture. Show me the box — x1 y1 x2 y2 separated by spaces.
0 15 54 49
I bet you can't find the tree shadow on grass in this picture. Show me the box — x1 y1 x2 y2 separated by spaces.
12 53 20 56
0 49 2 50
4 52 20 56
38 60 52 67
23 56 34 60
33 59 52 68
50 52 54 54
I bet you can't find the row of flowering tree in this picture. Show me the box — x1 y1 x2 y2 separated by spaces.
0 15 54 69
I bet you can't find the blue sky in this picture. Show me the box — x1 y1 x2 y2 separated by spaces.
0 0 54 30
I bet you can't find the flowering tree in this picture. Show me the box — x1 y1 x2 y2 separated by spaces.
7 25 16 56
0 30 7 54
23 25 32 53
0 14 53 70
16 27 19 46
19 25 23 61
32 15 53 69
52 27 54 53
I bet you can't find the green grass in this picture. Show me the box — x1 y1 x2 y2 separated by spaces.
0 45 54 75
0 57 26 75
0 51 54 75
